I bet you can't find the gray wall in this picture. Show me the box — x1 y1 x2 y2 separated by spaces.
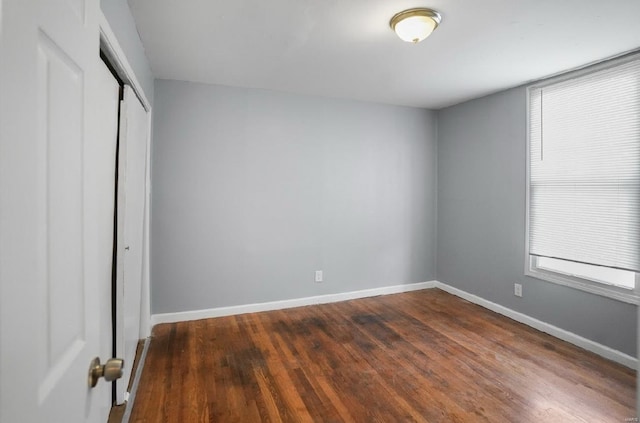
436 87 637 356
100 0 154 102
151 79 438 314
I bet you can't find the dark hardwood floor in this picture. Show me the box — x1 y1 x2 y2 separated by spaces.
129 289 636 422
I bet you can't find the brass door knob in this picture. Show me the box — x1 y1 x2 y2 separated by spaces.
88 357 125 388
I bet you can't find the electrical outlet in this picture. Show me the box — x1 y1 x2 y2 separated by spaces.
315 270 323 283
514 283 523 297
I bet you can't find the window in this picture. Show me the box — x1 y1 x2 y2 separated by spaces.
526 54 640 304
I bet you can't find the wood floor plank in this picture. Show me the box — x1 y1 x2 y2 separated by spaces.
129 289 636 422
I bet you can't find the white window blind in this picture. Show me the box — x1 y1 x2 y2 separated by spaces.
528 56 640 273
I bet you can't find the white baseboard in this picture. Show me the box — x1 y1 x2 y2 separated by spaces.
150 279 635 369
122 337 150 423
434 281 637 369
150 280 437 326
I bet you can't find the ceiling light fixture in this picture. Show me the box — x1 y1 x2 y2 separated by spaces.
390 8 442 44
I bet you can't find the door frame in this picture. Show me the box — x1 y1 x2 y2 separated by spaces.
98 7 153 393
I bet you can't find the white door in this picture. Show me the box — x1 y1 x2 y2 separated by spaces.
0 0 116 422
115 86 149 404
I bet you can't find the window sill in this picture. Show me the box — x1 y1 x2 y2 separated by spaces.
525 267 639 305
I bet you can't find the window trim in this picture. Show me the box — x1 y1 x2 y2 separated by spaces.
525 256 640 305
524 51 640 305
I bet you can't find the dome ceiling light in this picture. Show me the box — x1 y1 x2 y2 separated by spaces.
390 8 442 44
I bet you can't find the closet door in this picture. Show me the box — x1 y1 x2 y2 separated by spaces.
115 86 149 404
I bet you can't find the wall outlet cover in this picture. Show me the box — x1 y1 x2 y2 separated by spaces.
514 283 523 297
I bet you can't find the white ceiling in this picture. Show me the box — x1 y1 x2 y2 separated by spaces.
128 0 640 109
